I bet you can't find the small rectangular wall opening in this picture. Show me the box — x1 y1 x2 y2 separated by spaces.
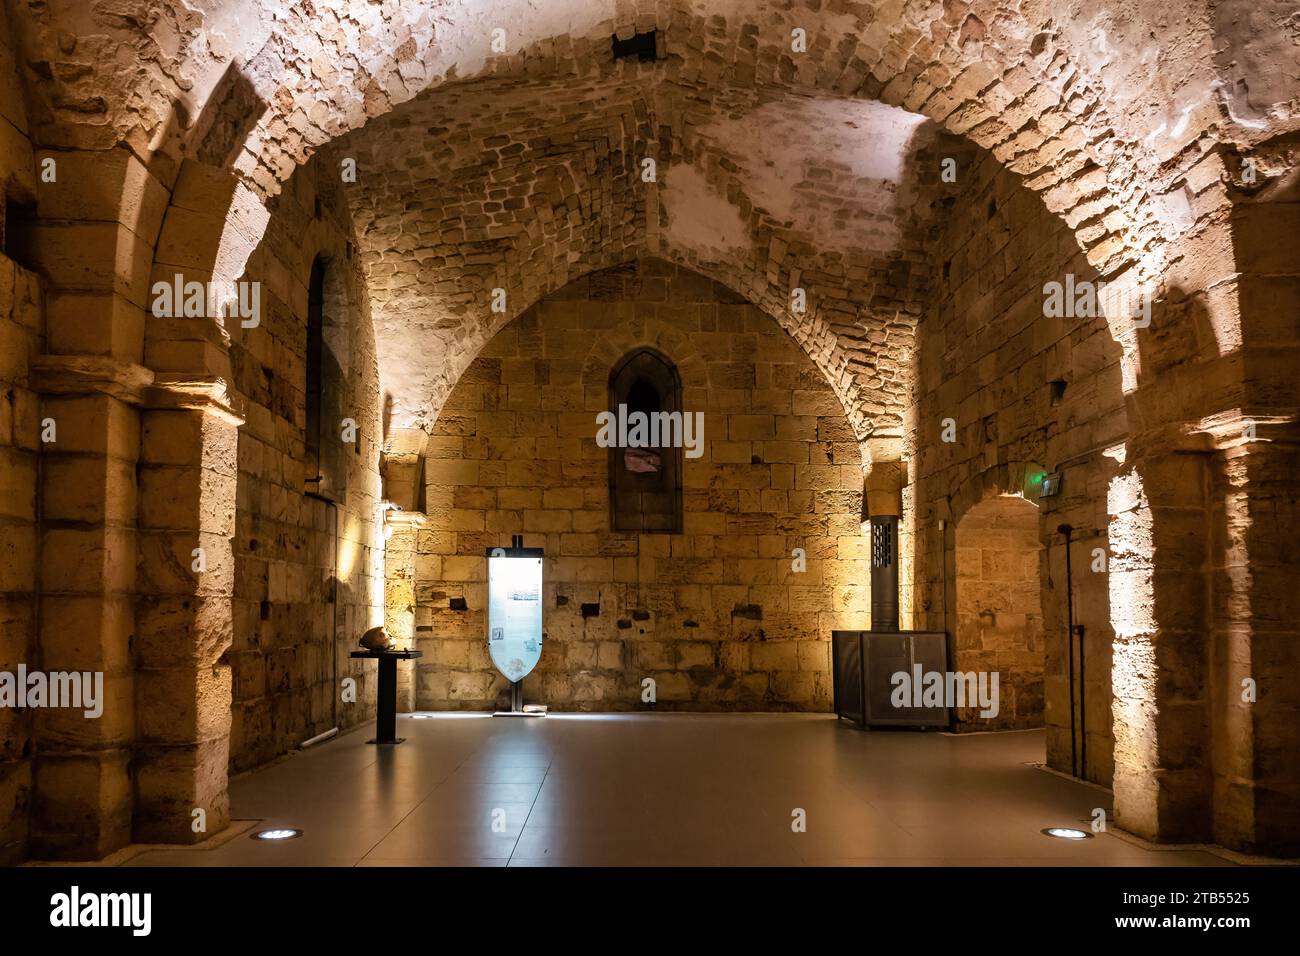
612 30 658 63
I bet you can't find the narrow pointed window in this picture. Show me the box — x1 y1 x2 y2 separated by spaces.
608 349 683 533
306 255 348 500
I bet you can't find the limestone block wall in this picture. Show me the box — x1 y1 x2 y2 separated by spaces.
225 156 383 772
953 493 1045 731
0 4 39 864
411 258 871 711
905 149 1126 785
0 254 42 864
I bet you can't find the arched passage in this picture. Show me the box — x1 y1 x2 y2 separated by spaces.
953 493 1045 732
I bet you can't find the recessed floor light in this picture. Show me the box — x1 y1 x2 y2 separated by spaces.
252 828 303 841
408 714 435 719
1041 827 1092 840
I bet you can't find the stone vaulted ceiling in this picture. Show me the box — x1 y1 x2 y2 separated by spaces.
335 69 958 443
7 0 1300 446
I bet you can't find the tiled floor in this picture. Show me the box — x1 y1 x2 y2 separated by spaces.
123 713 1232 867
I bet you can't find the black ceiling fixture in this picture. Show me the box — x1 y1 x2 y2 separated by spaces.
612 29 657 62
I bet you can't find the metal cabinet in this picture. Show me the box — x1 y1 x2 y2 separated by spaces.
832 630 950 729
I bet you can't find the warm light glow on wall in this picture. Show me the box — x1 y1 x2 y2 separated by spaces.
1094 271 1157 397
1106 465 1160 833
899 478 916 631
338 515 360 580
370 508 388 628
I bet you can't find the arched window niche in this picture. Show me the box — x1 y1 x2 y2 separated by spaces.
305 254 350 501
607 348 684 533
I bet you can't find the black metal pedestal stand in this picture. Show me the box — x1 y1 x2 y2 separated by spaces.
349 649 423 744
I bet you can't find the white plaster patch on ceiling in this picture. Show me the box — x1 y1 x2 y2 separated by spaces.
1058 3 1221 163
660 163 750 256
1138 95 1220 165
1151 181 1195 238
1216 81 1271 130
1088 23 1116 70
699 97 930 251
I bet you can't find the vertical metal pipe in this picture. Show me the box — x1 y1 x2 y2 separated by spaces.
330 501 339 732
1058 524 1077 778
1078 622 1086 780
939 517 951 678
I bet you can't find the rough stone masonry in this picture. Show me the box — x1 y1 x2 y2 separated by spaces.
0 0 1296 866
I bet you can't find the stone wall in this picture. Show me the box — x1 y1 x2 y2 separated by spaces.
0 256 41 864
953 493 1045 731
411 258 871 711
0 3 39 865
905 148 1125 785
225 155 384 772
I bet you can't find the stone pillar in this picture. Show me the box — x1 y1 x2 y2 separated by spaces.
1108 451 1212 843
1205 418 1300 854
21 146 166 859
133 386 242 843
28 359 148 858
1101 186 1300 852
1209 177 1300 855
131 157 267 843
383 511 426 713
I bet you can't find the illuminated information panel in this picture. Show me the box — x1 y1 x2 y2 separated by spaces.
486 546 544 683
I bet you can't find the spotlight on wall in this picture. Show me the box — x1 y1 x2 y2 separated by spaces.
251 828 303 841
1040 827 1092 840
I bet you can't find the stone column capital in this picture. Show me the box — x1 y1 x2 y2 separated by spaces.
30 353 154 403
865 458 904 518
384 509 427 530
142 374 246 427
